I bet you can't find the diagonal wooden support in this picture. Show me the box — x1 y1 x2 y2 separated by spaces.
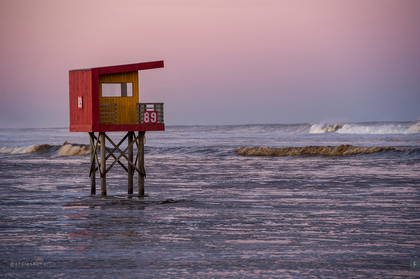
135 132 146 178
89 133 101 177
104 133 129 172
105 145 129 173
104 133 145 176
88 131 147 196
105 133 128 161
89 133 105 178
104 133 133 173
91 133 130 175
135 133 146 178
89 133 96 177
89 133 97 195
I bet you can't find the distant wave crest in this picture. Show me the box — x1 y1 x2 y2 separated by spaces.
235 145 409 157
309 124 342 133
0 142 90 156
0 144 52 155
309 122 420 134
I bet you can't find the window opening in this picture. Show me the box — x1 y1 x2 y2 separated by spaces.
102 83 133 97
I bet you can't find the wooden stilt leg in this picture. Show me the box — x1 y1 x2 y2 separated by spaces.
128 132 134 194
89 132 96 195
100 132 107 196
138 131 145 196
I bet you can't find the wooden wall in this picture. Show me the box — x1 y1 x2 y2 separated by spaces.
69 70 93 131
69 61 164 132
99 71 139 125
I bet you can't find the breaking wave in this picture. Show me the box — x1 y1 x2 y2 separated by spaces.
57 142 90 156
309 124 342 133
235 145 411 157
0 142 90 156
0 144 53 155
309 122 420 134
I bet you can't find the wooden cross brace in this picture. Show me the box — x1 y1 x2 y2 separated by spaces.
104 133 146 177
89 132 146 178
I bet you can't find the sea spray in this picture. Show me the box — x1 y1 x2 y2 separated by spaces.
309 124 342 133
310 121 420 134
57 141 90 156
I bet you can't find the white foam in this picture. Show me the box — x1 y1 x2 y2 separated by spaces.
0 145 49 154
309 124 342 134
57 143 90 156
336 123 420 134
407 122 420 133
0 142 90 156
310 122 420 134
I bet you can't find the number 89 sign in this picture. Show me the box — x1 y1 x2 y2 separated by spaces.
143 111 157 124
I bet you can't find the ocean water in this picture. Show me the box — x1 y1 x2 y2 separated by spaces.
0 122 419 278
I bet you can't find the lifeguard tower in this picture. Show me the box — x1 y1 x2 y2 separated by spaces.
69 61 164 196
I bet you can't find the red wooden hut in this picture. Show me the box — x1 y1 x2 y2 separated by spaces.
69 61 165 196
69 60 164 132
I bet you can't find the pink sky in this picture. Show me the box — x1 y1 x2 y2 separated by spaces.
0 0 419 127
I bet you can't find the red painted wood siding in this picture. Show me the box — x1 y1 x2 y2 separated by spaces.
69 61 164 132
69 69 94 131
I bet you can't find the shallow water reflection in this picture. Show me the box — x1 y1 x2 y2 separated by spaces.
1 148 419 277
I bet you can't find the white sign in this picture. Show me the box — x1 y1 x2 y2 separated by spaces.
78 96 83 109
